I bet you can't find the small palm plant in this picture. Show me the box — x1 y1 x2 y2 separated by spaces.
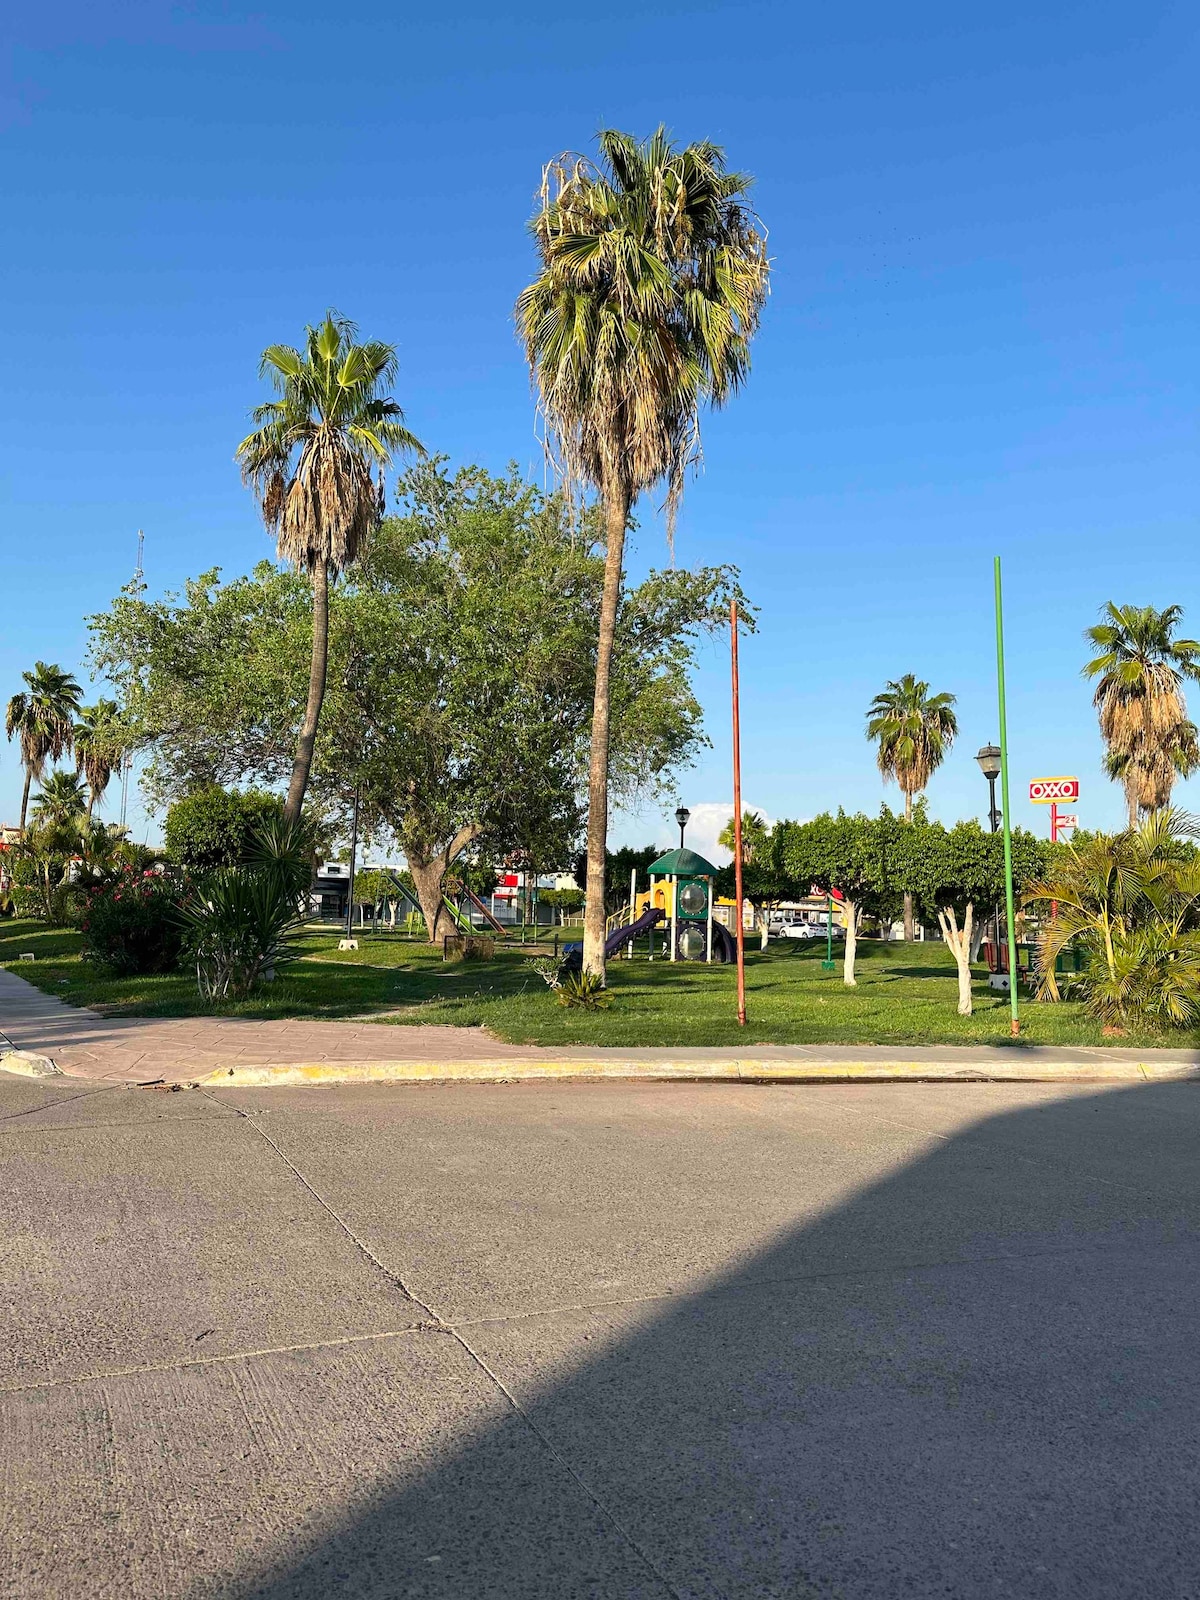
236 313 424 824
5 662 82 831
866 674 957 939
518 127 770 979
1083 603 1200 826
1025 809 1200 1029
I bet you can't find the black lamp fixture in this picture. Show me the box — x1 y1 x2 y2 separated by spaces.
674 805 691 850
975 744 1002 832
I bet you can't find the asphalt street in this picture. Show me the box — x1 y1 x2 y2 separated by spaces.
3 1072 1198 1598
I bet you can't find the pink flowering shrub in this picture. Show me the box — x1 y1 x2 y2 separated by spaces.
80 865 184 975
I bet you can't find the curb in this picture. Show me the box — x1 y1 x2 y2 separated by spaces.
196 1058 1200 1089
0 1049 63 1078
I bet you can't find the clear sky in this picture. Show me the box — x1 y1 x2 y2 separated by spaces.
2 0 1196 862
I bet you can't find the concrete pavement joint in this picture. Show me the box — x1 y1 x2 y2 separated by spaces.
207 1087 693 1600
0 1083 121 1125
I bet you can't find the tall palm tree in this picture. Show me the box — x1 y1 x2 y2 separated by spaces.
236 312 424 824
5 662 82 832
74 699 123 820
866 674 958 939
1083 603 1200 827
518 128 770 976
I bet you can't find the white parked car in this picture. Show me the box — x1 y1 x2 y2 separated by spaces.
775 920 840 941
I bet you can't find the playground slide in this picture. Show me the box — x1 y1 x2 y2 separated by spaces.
442 897 473 933
604 905 664 958
710 921 736 963
463 886 506 935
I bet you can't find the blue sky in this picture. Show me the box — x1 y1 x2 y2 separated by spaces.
2 0 1196 859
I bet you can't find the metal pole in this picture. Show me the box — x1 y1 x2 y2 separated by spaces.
826 894 833 967
731 600 747 1026
988 774 1002 969
344 785 360 940
629 865 637 959
994 558 1020 1036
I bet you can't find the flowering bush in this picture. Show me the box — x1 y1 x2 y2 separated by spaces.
80 866 184 976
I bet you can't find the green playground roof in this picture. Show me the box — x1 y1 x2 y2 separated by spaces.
648 846 719 878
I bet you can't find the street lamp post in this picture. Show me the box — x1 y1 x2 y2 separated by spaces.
975 743 1005 976
674 806 691 852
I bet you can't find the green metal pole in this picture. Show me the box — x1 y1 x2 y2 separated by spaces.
994 556 1020 1036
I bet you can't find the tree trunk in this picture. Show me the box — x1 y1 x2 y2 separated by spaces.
409 854 454 946
902 790 915 940
760 905 770 952
404 824 481 946
18 769 32 833
284 557 330 826
843 899 860 986
937 903 975 1015
582 482 631 980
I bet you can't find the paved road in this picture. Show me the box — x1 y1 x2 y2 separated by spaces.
4 1072 1199 1598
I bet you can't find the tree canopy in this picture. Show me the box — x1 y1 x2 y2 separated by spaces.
89 459 748 940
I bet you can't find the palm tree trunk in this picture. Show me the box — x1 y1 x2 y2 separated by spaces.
902 790 915 941
582 483 631 979
18 769 31 833
285 558 330 826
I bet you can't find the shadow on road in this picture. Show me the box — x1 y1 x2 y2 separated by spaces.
220 1082 1200 1598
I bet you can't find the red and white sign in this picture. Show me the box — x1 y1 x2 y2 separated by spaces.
1029 777 1079 804
1054 813 1079 830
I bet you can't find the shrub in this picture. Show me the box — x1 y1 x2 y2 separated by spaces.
81 867 184 975
1025 810 1200 1029
177 868 303 999
164 786 287 873
556 970 612 1010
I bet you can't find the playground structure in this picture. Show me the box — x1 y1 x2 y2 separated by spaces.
605 847 736 963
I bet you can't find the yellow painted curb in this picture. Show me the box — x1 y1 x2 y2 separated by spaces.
196 1057 1200 1089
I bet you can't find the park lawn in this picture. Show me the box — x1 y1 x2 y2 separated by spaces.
0 917 1182 1047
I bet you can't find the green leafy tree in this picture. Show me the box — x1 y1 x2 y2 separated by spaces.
90 461 740 943
163 786 287 872
74 699 125 820
893 816 1047 1015
5 662 82 832
1083 603 1200 827
866 674 958 940
777 811 897 986
235 312 424 825
716 812 787 949
518 127 770 980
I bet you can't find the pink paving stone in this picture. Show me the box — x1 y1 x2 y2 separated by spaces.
0 966 543 1083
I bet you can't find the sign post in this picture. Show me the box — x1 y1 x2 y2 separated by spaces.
994 558 1019 1037
1029 778 1079 842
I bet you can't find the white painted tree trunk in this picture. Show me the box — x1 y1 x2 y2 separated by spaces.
843 899 860 986
937 902 975 1015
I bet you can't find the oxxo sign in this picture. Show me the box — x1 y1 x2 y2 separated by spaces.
1029 777 1079 804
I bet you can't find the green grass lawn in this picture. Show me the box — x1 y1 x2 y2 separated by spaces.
0 916 1182 1048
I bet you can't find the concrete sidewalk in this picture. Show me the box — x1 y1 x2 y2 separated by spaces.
4 965 1200 1086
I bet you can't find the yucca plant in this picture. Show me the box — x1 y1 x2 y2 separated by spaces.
177 868 304 1001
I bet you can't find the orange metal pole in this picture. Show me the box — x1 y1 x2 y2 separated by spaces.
731 600 747 1027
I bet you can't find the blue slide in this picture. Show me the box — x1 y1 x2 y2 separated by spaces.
605 904 665 958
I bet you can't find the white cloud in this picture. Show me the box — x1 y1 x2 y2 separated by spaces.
659 800 776 866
